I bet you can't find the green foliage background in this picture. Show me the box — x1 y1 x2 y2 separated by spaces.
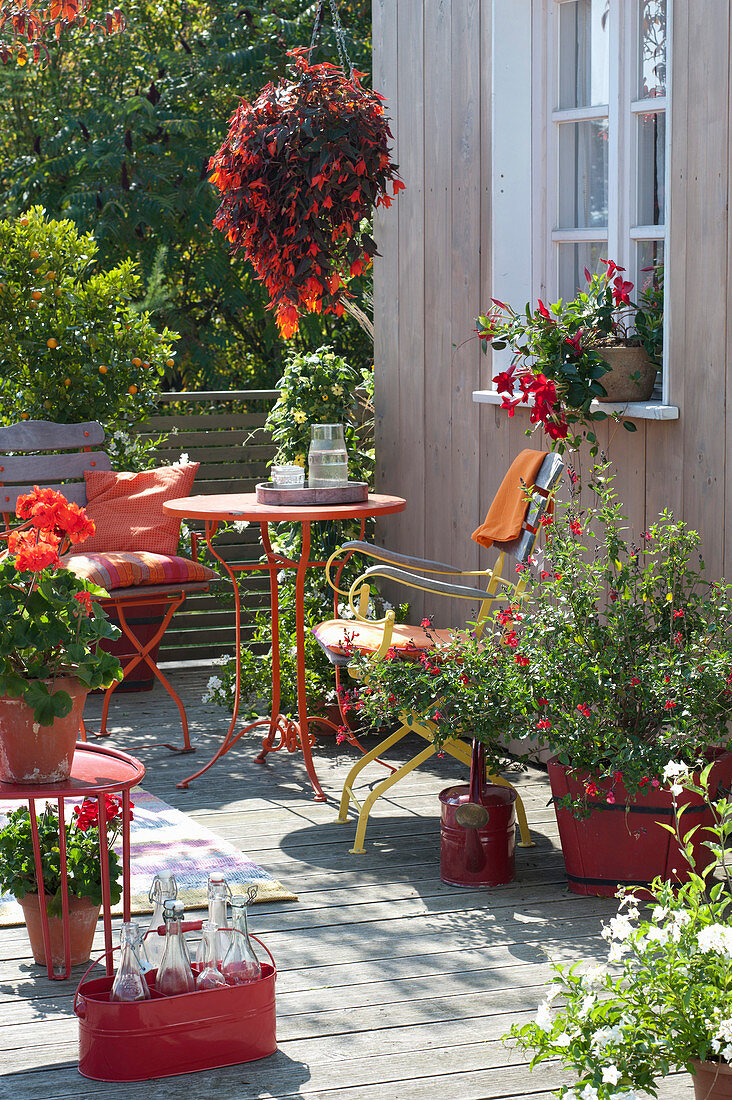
0 1 374 390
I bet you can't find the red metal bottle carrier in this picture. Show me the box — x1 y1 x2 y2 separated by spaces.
74 932 277 1081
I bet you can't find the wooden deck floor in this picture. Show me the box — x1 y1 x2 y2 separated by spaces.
0 670 693 1099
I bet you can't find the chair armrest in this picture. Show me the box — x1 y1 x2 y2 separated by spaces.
357 564 509 602
339 540 470 575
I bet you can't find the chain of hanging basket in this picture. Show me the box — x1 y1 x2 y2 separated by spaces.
209 0 404 339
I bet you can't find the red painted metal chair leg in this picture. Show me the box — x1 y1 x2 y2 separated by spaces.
88 595 195 753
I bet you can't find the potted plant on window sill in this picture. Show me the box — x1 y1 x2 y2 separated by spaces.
508 774 732 1100
0 486 122 784
0 795 127 967
508 464 732 896
475 259 663 448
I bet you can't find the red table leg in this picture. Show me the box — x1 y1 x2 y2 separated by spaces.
178 520 280 789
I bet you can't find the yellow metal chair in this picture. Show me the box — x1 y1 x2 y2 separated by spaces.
313 452 564 853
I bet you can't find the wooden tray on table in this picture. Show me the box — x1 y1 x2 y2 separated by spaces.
255 482 369 506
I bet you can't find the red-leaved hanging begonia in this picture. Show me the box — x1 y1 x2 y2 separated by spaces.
0 0 124 65
209 48 404 339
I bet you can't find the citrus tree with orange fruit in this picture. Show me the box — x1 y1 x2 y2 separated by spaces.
0 207 177 440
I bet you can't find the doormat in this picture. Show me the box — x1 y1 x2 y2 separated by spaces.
0 787 296 927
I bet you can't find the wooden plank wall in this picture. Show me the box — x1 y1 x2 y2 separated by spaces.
373 0 732 610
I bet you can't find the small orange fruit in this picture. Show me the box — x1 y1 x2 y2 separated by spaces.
29 301 38 310
142 361 150 369
47 337 58 349
131 357 142 367
20 412 29 420
54 287 62 297
31 290 42 300
64 378 71 387
43 399 51 409
19 216 29 227
30 249 40 259
98 365 108 374
128 384 138 395
45 270 56 281
166 358 175 368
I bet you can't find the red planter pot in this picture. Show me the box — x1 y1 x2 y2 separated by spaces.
0 678 88 784
692 1061 732 1098
547 752 732 897
20 893 100 968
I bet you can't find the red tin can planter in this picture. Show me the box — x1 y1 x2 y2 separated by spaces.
548 753 732 897
75 938 277 1081
439 784 517 887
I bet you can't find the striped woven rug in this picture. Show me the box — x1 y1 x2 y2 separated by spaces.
0 787 296 927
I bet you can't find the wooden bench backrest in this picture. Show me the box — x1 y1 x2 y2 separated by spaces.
0 420 110 522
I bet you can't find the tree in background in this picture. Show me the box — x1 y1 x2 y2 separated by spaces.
0 1 373 390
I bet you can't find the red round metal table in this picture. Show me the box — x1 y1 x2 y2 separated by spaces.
1 742 144 980
163 492 406 799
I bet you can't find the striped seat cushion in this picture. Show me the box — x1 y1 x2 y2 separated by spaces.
62 551 218 591
312 619 457 666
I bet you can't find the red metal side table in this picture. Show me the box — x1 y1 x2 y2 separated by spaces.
163 492 406 800
1 742 144 980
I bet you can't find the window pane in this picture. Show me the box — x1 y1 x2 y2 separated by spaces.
638 0 667 98
557 241 605 301
637 111 666 225
558 0 610 109
557 119 609 228
636 239 664 293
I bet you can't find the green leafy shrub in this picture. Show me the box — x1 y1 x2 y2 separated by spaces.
0 207 176 441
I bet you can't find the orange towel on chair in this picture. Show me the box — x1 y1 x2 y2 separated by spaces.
471 449 548 549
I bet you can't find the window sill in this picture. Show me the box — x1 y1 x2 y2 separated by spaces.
472 390 679 421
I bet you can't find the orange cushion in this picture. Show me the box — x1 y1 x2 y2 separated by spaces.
63 551 218 592
80 464 199 554
312 619 456 658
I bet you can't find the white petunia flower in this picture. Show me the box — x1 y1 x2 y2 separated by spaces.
602 1065 621 1085
580 1085 599 1100
592 1024 623 1051
581 964 606 988
697 924 732 959
608 941 631 963
232 521 250 533
555 1032 572 1047
535 1002 553 1031
578 994 597 1018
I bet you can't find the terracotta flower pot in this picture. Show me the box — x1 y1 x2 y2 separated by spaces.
0 677 87 784
547 752 732 897
596 344 658 402
692 1060 732 1099
19 892 100 968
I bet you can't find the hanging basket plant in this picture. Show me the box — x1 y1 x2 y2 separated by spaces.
209 47 403 339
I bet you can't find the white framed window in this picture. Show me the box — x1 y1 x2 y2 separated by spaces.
542 0 669 396
479 0 676 417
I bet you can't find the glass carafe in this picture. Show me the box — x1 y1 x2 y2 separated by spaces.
308 424 349 488
110 921 151 1002
146 870 178 969
196 920 227 990
156 900 194 995
195 872 231 970
222 891 262 985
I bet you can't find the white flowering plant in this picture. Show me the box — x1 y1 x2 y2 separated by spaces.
509 765 732 1098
